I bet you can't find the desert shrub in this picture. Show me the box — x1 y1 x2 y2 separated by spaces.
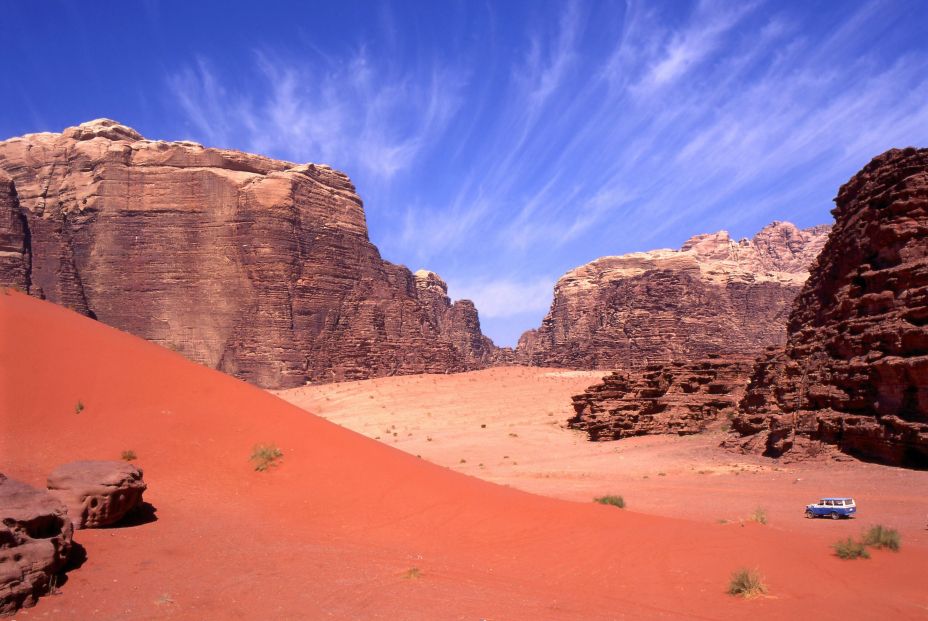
862 525 900 551
121 450 137 461
74 401 85 414
833 537 869 559
750 507 767 525
727 568 766 597
403 567 422 579
251 444 283 472
594 495 625 509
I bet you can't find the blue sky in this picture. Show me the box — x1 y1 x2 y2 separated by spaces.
4 1 928 346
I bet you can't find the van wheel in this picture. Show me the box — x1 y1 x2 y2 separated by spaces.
805 510 814 519
830 512 840 520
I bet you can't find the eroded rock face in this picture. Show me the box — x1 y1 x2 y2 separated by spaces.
516 222 830 369
0 171 29 291
569 356 754 440
47 461 146 529
0 474 73 614
730 148 928 468
0 120 497 388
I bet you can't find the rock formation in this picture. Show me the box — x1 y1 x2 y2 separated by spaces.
0 171 29 291
569 356 754 440
47 461 147 529
0 474 73 614
730 148 928 468
516 221 830 370
0 120 496 389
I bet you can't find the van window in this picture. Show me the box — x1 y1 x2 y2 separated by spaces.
824 500 833 506
834 500 843 506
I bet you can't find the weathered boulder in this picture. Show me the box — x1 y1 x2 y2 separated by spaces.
0 473 73 614
569 356 754 440
515 222 829 370
0 119 497 389
730 148 928 467
47 461 146 529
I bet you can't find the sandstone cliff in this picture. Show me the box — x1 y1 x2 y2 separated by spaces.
569 356 754 440
516 222 830 369
730 148 928 468
0 119 496 388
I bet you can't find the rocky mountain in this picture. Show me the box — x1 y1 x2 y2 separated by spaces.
569 355 754 440
730 148 928 468
0 119 495 389
515 221 830 370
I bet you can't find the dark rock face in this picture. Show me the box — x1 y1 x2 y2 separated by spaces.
515 222 829 370
569 356 754 440
0 120 496 389
47 461 147 529
0 171 29 291
730 148 928 468
0 474 73 614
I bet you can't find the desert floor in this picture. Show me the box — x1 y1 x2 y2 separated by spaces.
3 291 927 620
276 367 928 546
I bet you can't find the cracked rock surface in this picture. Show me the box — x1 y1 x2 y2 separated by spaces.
0 473 73 614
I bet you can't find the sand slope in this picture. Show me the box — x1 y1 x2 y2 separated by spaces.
1 291 926 620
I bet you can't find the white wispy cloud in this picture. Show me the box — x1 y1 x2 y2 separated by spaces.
162 1 928 344
168 49 465 180
447 276 555 319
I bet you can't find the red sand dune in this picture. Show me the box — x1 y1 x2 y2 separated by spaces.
1 290 926 620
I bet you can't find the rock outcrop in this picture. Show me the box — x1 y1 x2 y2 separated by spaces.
0 120 496 388
730 148 928 468
0 171 29 291
0 474 73 614
569 356 754 440
516 222 830 370
47 461 147 529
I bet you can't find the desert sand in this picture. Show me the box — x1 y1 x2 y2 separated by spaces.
277 368 928 545
3 291 927 620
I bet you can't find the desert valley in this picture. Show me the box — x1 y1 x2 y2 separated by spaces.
1 120 927 620
3 3 928 620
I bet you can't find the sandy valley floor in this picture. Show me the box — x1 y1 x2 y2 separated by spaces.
277 367 928 546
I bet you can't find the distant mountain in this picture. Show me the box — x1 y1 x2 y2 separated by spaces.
515 221 830 369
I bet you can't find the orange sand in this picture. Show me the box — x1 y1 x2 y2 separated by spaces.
277 368 928 546
2 291 926 620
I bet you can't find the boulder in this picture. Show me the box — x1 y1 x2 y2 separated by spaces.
0 473 73 614
47 461 146 529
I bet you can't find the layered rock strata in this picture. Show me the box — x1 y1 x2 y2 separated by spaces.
0 474 73 614
730 148 928 468
0 120 496 389
516 222 830 369
569 356 754 440
47 461 147 529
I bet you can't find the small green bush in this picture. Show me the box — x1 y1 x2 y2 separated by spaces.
727 568 766 598
750 507 767 525
863 525 900 551
594 495 625 509
121 449 137 462
833 537 870 560
251 444 283 472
